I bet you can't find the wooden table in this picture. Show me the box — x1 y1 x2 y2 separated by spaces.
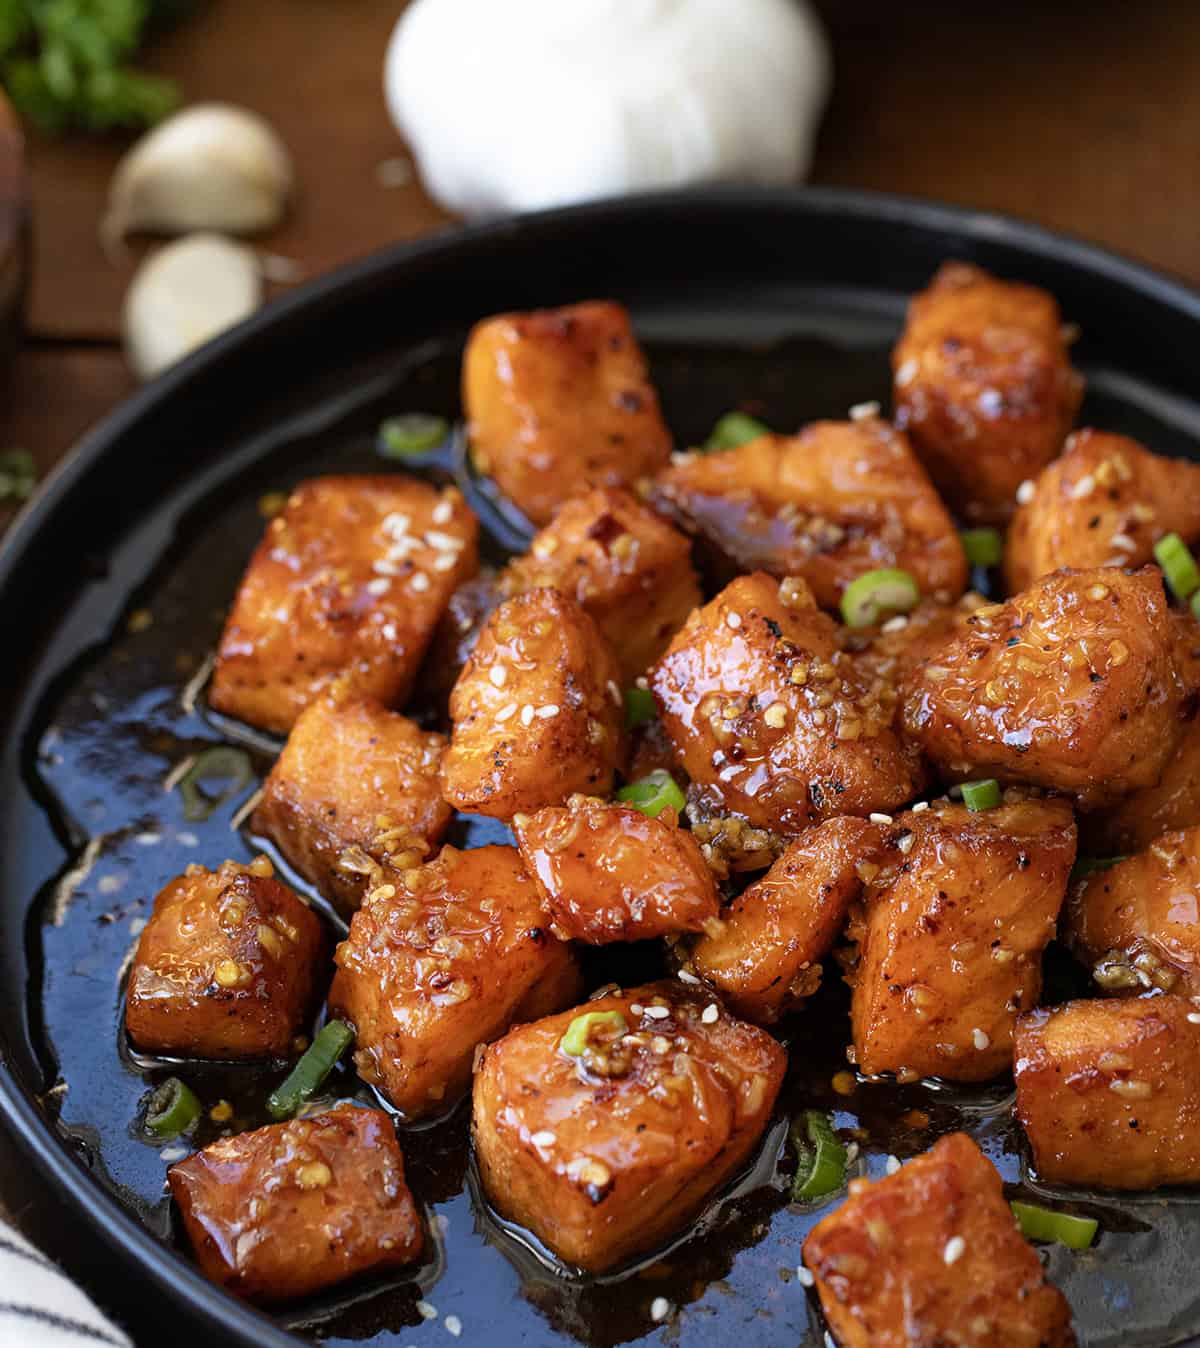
2 0 1198 1336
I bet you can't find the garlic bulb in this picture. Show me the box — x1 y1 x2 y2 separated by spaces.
385 0 831 219
105 103 294 245
123 233 263 381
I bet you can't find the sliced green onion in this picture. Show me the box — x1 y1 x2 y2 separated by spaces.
1191 590 1200 621
961 778 1001 812
178 746 253 822
560 1010 627 1059
378 413 449 459
0 449 37 504
840 568 921 629
143 1076 202 1138
704 411 771 452
1154 532 1200 601
616 769 686 819
1070 854 1127 884
960 527 1003 568
791 1110 848 1202
1011 1200 1098 1249
267 1020 354 1120
624 686 657 728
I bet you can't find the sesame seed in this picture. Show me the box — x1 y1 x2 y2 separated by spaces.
410 572 431 592
608 679 622 706
1188 1012 1200 1024
1110 533 1137 552
1110 1078 1153 1098
881 614 909 633
1016 479 1036 505
844 1141 859 1164
536 704 560 718
489 665 508 687
869 813 893 825
677 969 700 985
635 676 649 690
1070 473 1096 500
897 833 914 854
531 1130 556 1148
911 801 929 813
97 874 123 894
373 559 399 575
885 1155 901 1175
416 1301 438 1321
849 400 880 421
382 623 397 641
520 704 534 726
644 1005 670 1020
1088 583 1110 601
701 1003 720 1024
495 702 517 722
425 529 463 551
630 1004 644 1015
650 1298 671 1323
725 611 742 629
433 553 458 571
896 358 918 388
972 1028 990 1050
367 577 391 596
444 1315 462 1337
432 501 453 525
135 832 161 846
943 1235 966 1265
382 512 410 537
796 1265 815 1288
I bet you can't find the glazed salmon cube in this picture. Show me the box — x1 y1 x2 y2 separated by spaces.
1015 994 1200 1189
652 572 923 833
803 1132 1076 1348
250 693 451 916
892 261 1083 524
652 418 967 611
1081 613 1200 854
690 815 883 1024
848 798 1076 1081
328 844 582 1119
442 588 625 819
463 300 673 527
1005 429 1200 592
210 476 478 735
502 487 700 684
1064 826 1200 996
169 1103 423 1304
472 981 786 1271
512 794 719 944
901 566 1187 809
125 858 325 1059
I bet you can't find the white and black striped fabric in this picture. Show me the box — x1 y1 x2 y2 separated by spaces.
0 1222 131 1348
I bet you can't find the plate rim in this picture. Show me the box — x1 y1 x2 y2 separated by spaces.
4 182 1200 1347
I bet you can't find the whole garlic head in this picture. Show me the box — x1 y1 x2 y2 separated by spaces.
385 0 831 219
123 233 263 381
105 103 294 244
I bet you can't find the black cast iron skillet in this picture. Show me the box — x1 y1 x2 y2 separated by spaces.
3 188 1200 1348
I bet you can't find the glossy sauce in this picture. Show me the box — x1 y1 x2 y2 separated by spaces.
20 327 1200 1347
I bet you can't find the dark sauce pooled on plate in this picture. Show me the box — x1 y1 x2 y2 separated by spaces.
21 325 1200 1347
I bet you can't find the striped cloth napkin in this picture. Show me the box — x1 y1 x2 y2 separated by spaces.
0 1220 132 1347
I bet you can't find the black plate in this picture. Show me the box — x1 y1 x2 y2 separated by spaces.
4 187 1200 1348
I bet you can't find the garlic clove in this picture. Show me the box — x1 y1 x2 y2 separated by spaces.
105 103 294 246
123 233 263 381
